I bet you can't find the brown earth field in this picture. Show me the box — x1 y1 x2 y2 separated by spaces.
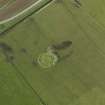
0 0 38 21
0 0 9 6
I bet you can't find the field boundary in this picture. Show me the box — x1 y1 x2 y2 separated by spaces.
0 0 54 35
0 0 46 24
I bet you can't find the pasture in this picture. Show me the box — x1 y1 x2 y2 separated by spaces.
0 0 105 105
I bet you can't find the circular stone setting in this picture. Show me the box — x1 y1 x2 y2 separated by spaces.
37 52 58 68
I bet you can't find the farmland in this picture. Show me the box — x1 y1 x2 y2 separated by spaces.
0 0 39 21
0 0 53 34
0 0 105 105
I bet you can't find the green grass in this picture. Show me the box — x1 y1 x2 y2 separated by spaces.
0 0 105 105
0 53 43 105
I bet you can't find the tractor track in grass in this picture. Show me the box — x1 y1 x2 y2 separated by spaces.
10 61 48 105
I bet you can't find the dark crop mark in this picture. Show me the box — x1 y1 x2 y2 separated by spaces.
32 58 37 66
0 42 14 62
72 0 82 8
48 41 73 60
0 42 13 52
20 48 27 53
51 40 72 50
60 49 73 61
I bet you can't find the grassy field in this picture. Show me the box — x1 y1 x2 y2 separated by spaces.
0 0 105 105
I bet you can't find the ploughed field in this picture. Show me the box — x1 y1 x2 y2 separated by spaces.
0 0 38 21
0 0 9 7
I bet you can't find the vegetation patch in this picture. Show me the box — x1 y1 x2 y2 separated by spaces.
37 52 58 68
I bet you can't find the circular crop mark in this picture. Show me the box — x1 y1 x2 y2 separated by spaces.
37 52 58 68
